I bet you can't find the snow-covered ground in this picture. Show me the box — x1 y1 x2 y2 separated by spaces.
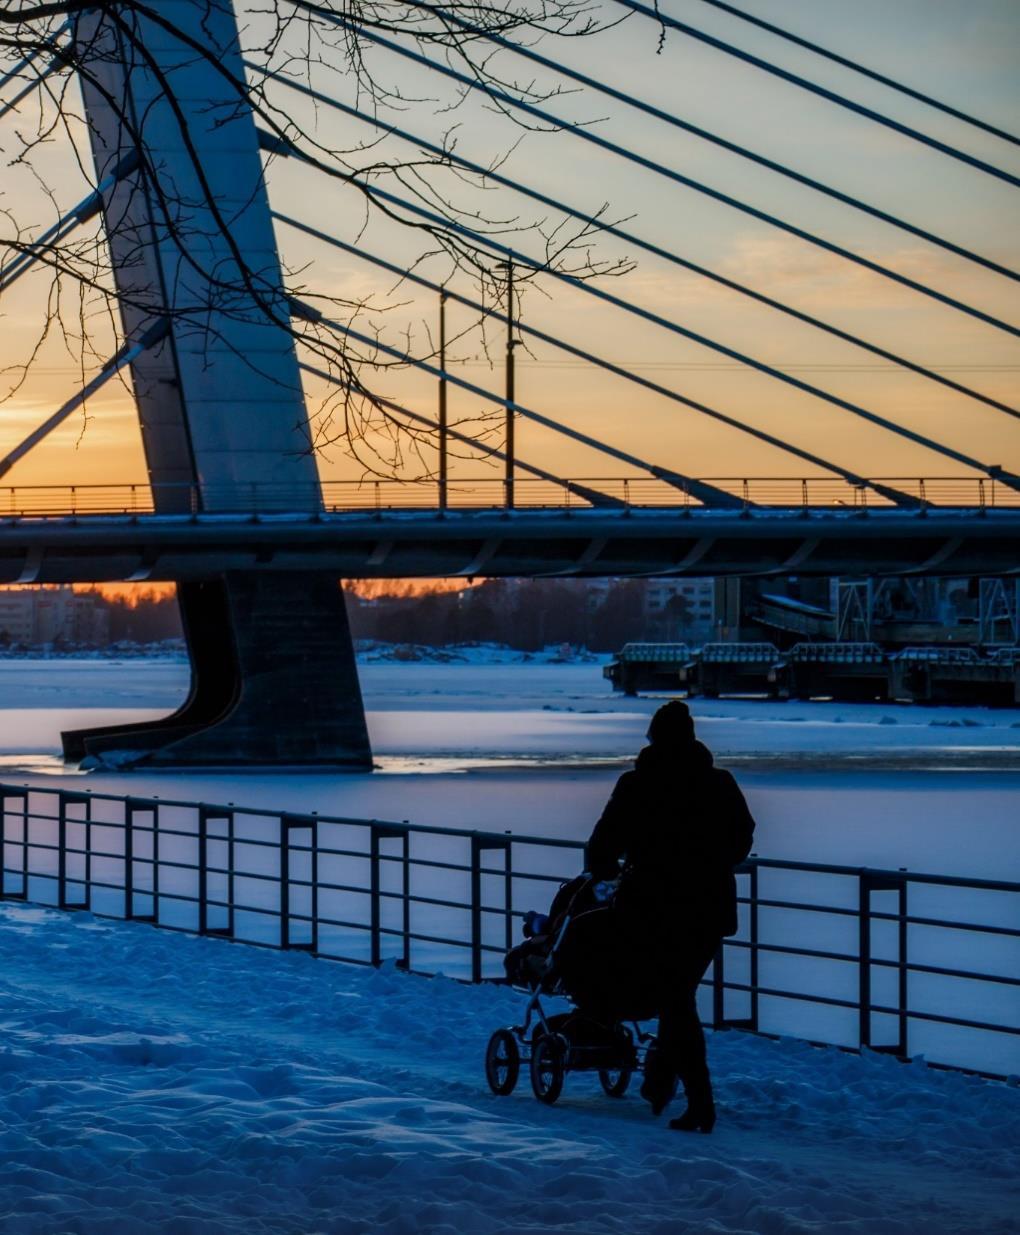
2 900 1017 1235
1 659 1018 1230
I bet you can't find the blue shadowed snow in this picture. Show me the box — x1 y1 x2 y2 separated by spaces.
0 902 1017 1234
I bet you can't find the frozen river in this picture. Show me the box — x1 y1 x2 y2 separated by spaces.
0 657 1017 881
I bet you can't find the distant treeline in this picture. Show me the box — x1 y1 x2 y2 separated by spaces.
92 588 184 644
347 579 646 653
52 580 650 653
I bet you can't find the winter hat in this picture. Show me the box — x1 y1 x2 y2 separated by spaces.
647 699 695 746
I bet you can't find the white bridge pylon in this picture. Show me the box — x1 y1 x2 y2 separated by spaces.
76 0 318 513
57 1 371 771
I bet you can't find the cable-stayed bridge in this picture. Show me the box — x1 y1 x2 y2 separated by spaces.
1 0 1017 767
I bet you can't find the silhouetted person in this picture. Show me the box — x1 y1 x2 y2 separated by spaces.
587 700 755 1132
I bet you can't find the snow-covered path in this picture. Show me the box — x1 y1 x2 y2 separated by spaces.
2 903 1017 1234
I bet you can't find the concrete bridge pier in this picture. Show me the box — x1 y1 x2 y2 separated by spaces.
62 574 372 769
62 1 373 769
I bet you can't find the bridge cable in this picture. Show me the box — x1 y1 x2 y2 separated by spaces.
0 149 140 295
689 0 1020 148
262 138 1020 489
610 0 1020 189
0 49 45 95
0 58 58 122
290 296 746 508
253 71 1018 422
277 211 923 509
0 319 169 480
297 360 625 508
389 0 1015 282
272 11 1019 339
0 21 69 122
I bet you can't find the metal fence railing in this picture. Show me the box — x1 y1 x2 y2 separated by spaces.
1 475 1019 516
2 784 1016 1076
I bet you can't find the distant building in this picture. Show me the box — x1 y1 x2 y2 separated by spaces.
0 591 35 644
0 587 110 647
643 578 716 640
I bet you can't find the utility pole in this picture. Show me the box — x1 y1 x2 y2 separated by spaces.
438 288 448 511
504 256 516 510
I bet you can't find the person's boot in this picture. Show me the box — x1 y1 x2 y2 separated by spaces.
668 1072 716 1133
640 1042 677 1116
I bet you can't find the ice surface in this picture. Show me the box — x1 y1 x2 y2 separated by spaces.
1 901 1017 1235
2 658 1020 756
0 660 1016 881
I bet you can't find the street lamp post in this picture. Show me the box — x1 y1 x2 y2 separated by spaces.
438 288 448 511
504 257 516 510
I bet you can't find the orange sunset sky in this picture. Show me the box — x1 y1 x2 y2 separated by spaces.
1 0 1017 506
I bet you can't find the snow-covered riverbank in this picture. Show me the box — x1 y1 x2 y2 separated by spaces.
2 901 1017 1235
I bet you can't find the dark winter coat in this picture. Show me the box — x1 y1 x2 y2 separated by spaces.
586 740 755 940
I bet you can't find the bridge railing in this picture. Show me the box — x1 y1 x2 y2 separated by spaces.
0 475 1017 516
1 783 1015 1077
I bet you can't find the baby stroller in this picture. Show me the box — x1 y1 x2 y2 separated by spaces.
484 874 666 1105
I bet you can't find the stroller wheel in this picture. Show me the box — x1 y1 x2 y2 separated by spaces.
485 1029 521 1095
530 1033 567 1105
598 1067 632 1098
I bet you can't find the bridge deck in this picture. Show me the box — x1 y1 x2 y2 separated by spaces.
3 505 1018 581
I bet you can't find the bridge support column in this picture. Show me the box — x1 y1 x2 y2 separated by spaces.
62 574 372 769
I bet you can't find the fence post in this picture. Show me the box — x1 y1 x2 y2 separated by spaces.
712 862 758 1032
859 872 871 1049
124 799 158 923
309 820 318 954
712 940 726 1028
400 832 410 971
152 804 160 924
203 809 236 939
859 869 908 1056
281 815 317 951
198 807 210 935
197 806 239 937
370 824 410 966
504 835 514 957
370 825 382 966
0 792 27 901
471 834 512 984
896 878 908 1058
84 793 92 910
471 835 483 984
58 791 89 911
57 791 67 908
124 799 135 919
748 864 759 1031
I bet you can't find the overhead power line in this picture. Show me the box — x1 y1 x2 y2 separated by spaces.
253 70 1018 421
613 0 1020 190
276 8 1019 339
398 0 1015 283
690 0 1020 149
276 212 923 508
